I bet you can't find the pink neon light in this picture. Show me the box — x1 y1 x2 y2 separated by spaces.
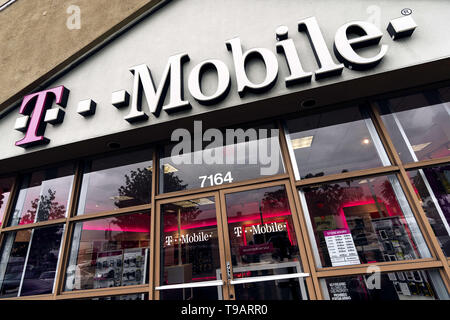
163 211 292 233
336 199 399 230
82 225 149 233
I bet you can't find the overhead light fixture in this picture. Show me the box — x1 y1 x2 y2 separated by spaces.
195 198 215 205
146 164 179 173
359 179 368 184
411 142 431 152
291 136 314 149
173 198 215 208
110 195 134 201
362 138 370 145
163 163 179 173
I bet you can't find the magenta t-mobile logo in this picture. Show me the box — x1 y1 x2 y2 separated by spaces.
15 86 70 148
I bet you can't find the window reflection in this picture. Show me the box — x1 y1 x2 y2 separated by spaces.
161 198 221 287
285 105 387 180
408 165 450 256
160 123 283 193
301 175 430 268
9 165 74 226
0 177 14 226
0 225 64 297
376 87 450 163
64 212 150 291
322 269 449 300
78 149 153 215
225 186 301 270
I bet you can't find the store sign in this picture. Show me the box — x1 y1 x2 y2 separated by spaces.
233 221 287 237
164 231 213 246
14 15 417 148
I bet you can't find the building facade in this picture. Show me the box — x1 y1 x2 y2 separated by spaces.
0 0 449 300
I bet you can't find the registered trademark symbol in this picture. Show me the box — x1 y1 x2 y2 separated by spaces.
401 8 412 15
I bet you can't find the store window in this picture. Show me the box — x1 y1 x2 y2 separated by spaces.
160 197 221 300
0 177 14 226
408 164 450 256
8 164 75 226
77 149 153 215
64 212 150 291
0 225 64 298
375 87 450 163
284 105 389 180
160 122 284 193
299 174 431 268
224 185 308 300
321 269 449 300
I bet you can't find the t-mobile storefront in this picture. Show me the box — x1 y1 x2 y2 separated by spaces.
0 0 449 300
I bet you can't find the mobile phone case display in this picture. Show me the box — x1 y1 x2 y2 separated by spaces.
94 248 148 289
371 217 417 262
387 270 436 299
324 270 442 300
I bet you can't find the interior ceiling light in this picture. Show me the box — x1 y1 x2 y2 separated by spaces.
291 136 314 149
110 195 134 201
411 142 431 152
362 138 370 145
163 163 179 173
173 198 215 208
146 164 179 173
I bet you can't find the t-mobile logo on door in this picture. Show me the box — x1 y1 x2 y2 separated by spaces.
14 86 70 148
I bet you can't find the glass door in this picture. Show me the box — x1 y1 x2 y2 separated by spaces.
219 182 310 300
155 182 311 300
155 192 230 300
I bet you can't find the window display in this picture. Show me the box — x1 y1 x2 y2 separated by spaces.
300 174 431 267
285 105 389 180
77 149 153 215
64 212 150 291
8 164 74 226
408 165 450 256
375 86 450 163
0 177 14 226
321 269 449 300
0 225 64 297
160 122 283 193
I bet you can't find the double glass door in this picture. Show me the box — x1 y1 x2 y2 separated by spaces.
155 181 310 300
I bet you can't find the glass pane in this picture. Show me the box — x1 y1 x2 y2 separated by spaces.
64 212 150 291
161 197 221 289
78 149 153 215
160 122 283 193
225 186 303 276
321 269 449 300
376 87 450 163
300 174 431 268
0 177 14 227
232 266 308 300
0 225 64 297
408 165 450 256
285 106 387 180
159 287 219 300
9 164 74 226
